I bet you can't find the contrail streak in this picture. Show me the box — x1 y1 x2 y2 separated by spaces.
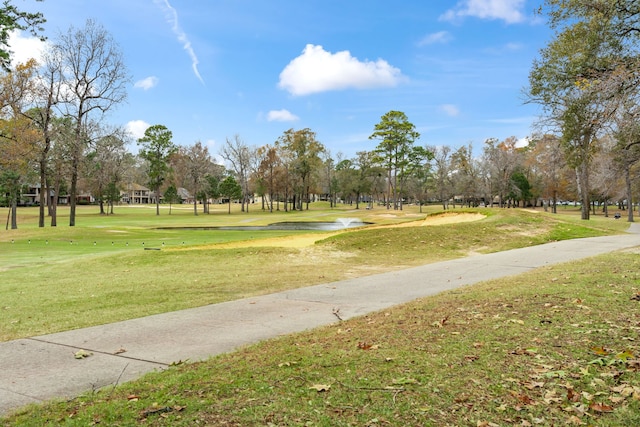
154 0 204 84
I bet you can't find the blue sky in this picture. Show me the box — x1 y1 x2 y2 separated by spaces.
12 0 551 159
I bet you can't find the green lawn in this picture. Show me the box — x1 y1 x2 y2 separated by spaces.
0 204 629 341
2 203 638 426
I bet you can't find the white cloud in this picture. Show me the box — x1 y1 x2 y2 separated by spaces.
126 120 151 140
439 104 460 117
418 31 453 46
267 109 299 122
9 31 47 66
483 42 524 55
278 44 403 96
440 0 526 24
504 42 523 51
134 76 159 90
154 0 204 84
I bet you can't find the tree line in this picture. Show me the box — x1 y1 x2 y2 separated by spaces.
2 2 640 229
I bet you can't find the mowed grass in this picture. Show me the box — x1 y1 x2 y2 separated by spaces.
4 225 640 425
0 204 638 426
0 204 630 342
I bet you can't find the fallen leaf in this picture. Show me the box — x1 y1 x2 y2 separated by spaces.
567 388 580 402
357 342 378 350
615 349 634 360
627 359 640 371
590 346 609 356
516 393 535 405
309 384 331 392
510 348 536 356
581 391 594 401
524 381 544 390
113 347 127 355
566 415 584 425
74 349 93 359
613 384 638 398
543 390 563 404
589 402 613 412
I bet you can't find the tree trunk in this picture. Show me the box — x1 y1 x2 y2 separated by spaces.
625 163 634 222
38 160 47 227
50 179 59 227
69 155 78 226
46 180 52 217
10 198 17 230
578 163 590 220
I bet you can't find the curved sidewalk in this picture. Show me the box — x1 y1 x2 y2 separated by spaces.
2 227 640 416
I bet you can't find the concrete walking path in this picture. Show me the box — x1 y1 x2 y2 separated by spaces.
2 226 640 417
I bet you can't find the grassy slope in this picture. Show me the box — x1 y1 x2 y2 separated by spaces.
1 206 625 341
2 205 639 426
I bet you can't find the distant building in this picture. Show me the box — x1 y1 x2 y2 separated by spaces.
177 187 193 204
121 184 151 204
21 184 69 206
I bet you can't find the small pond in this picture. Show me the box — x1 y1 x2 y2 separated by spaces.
158 218 370 232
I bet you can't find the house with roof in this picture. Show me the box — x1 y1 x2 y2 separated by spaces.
121 183 151 204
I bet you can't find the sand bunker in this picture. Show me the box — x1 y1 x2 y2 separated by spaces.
419 212 485 226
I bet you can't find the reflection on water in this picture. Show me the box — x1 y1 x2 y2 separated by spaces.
161 219 369 232
222 219 368 231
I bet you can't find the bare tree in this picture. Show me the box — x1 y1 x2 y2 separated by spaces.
429 145 454 209
28 49 65 227
56 19 130 226
451 143 481 208
220 135 255 212
483 137 522 208
85 130 129 215
173 141 215 215
526 134 567 213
